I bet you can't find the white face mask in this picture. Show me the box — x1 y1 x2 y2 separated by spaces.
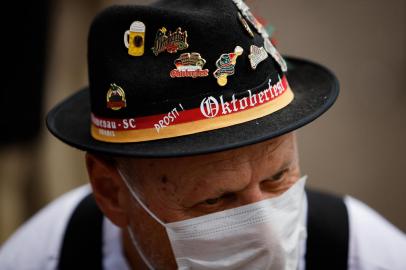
119 169 307 270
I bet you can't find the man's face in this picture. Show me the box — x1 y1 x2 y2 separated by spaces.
113 132 301 269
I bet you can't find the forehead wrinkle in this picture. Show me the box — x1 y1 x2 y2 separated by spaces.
243 139 286 166
179 158 246 193
177 137 288 185
178 161 236 186
177 151 243 182
199 154 245 171
121 136 291 190
174 139 293 202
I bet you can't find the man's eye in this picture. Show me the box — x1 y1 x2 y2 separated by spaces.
272 168 289 181
193 193 236 211
205 198 220 205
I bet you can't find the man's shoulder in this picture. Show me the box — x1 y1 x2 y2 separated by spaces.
0 185 92 270
304 189 406 270
345 196 406 270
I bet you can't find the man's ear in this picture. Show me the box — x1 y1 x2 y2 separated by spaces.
85 152 128 227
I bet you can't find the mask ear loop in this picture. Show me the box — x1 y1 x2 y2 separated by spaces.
118 168 165 270
127 226 155 270
117 168 167 228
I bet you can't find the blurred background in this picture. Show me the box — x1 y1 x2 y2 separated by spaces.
0 0 405 244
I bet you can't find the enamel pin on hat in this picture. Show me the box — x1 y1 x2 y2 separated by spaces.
170 53 209 78
213 46 244 86
264 38 287 71
106 83 127 111
249 45 268 70
238 12 254 38
124 21 146 57
232 0 287 72
152 27 189 56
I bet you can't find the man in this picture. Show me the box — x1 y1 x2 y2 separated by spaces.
1 0 405 269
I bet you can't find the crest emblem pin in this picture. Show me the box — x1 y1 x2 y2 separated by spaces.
152 27 189 56
107 83 127 111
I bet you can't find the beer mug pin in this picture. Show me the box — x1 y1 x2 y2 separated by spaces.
124 21 146 57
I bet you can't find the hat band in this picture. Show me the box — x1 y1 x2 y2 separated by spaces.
91 75 293 143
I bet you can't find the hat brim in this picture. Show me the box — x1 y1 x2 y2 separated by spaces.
46 57 339 158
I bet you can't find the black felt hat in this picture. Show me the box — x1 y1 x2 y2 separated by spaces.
46 0 339 158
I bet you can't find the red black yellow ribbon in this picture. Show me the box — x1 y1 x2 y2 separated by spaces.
91 75 293 143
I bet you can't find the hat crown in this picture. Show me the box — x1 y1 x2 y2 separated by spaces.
46 0 339 154
88 0 282 120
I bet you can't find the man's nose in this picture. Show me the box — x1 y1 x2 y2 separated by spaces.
237 186 267 205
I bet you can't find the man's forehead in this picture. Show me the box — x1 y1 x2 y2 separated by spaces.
120 133 293 174
115 134 296 203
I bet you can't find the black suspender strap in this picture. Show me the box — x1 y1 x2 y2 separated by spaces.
58 193 104 270
305 189 349 270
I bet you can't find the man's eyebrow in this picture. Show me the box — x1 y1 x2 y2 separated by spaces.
280 158 294 170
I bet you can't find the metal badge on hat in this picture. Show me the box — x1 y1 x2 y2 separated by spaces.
248 45 268 70
232 0 263 34
264 38 287 71
106 83 127 111
170 53 209 78
232 0 287 72
124 21 146 57
152 27 189 56
213 46 244 87
238 12 254 38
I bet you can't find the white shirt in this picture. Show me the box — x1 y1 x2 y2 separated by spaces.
0 185 405 270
